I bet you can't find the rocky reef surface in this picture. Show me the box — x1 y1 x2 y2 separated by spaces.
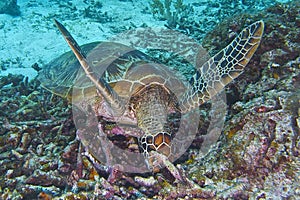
0 1 299 199
0 0 20 16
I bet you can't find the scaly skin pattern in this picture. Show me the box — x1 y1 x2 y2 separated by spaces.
180 21 264 112
53 20 264 178
131 84 178 171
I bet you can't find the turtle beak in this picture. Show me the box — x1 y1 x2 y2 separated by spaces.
53 19 125 116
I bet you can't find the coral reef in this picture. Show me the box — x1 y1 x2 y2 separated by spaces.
82 1 113 23
187 0 300 198
0 75 76 199
40 0 113 24
148 0 294 43
0 0 299 199
0 0 20 16
201 0 300 107
149 0 194 29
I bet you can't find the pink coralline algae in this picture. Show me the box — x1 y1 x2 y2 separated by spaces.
0 1 299 199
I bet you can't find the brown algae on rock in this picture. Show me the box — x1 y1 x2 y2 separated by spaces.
0 0 299 199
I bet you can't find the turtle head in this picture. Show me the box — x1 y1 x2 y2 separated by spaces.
139 131 173 171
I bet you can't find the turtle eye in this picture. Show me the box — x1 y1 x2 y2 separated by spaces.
72 107 87 128
74 115 86 127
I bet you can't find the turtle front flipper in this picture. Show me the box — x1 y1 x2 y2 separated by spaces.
54 19 125 116
181 21 264 112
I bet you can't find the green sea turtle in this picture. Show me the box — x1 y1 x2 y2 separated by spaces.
38 19 264 179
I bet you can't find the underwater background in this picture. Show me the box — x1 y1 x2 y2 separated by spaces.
0 0 299 199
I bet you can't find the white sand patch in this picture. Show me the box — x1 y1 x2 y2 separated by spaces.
0 0 283 80
0 0 168 79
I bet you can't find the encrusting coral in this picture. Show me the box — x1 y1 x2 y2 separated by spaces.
149 0 194 29
0 0 299 199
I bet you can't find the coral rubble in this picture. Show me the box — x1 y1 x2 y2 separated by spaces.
0 0 299 199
